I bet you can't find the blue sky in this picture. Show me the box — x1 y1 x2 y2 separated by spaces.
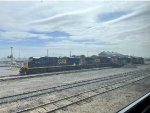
97 11 130 22
0 1 150 58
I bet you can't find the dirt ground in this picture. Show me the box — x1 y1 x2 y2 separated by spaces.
0 67 19 76
0 64 150 113
61 76 150 113
0 64 150 97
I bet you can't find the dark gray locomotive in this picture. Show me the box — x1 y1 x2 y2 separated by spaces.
20 56 144 75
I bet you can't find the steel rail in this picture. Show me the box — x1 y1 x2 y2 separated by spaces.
0 69 149 105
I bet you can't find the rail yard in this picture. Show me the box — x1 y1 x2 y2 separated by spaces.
1 1 150 113
0 62 150 113
0 52 149 113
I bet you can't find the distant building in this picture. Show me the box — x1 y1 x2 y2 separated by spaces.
98 51 128 58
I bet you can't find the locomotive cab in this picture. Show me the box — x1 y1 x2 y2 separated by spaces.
19 61 29 75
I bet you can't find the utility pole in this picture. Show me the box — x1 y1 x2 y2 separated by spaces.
19 48 20 59
70 51 72 57
10 47 13 67
47 49 49 57
87 51 89 57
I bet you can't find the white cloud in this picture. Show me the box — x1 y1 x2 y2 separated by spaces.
0 1 150 57
0 31 36 39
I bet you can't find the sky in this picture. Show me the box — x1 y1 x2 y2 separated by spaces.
0 0 150 58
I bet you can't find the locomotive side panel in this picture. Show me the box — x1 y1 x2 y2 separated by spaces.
99 57 112 67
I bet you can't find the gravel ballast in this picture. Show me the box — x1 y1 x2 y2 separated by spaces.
0 64 149 97
0 64 150 113
61 76 150 113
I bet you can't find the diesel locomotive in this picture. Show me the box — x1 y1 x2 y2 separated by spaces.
19 55 144 75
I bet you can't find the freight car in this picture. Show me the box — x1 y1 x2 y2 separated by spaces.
19 56 144 75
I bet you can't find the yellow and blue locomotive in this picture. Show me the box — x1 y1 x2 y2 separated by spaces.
20 56 144 75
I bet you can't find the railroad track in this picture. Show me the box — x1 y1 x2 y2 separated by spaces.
16 70 150 113
0 68 150 113
0 67 111 82
1 63 148 81
0 68 149 105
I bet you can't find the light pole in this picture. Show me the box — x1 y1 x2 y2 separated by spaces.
10 47 13 67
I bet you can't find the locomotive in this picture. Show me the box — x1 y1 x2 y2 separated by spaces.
19 55 144 75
